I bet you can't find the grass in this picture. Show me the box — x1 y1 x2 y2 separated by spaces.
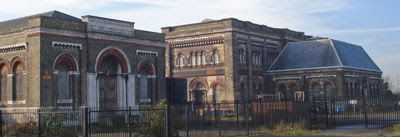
256 121 321 136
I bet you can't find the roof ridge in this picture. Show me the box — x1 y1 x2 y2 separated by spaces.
329 39 343 66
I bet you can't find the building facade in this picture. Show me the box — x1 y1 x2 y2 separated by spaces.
0 11 166 110
162 18 309 104
265 38 382 102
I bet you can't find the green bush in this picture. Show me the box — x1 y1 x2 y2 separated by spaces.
134 99 179 137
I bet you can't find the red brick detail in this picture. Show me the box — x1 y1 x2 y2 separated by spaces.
137 60 155 75
0 59 9 74
97 49 129 73
210 81 224 88
10 57 26 73
55 54 78 71
277 83 287 89
189 78 207 90
323 81 335 87
310 81 321 88
289 82 299 88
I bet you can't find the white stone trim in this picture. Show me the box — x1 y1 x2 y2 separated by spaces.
273 77 301 81
306 75 336 79
7 100 26 104
369 77 380 80
57 99 73 104
140 99 151 103
136 50 158 57
0 43 26 53
345 75 359 78
69 71 80 75
250 37 264 43
52 41 82 50
169 35 224 48
236 34 248 40
57 106 73 111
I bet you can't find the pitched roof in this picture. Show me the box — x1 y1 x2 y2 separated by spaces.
0 10 81 32
268 38 381 72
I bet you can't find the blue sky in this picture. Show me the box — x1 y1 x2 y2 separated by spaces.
0 0 399 90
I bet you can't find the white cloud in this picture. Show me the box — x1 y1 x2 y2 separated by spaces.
0 0 351 32
95 0 351 32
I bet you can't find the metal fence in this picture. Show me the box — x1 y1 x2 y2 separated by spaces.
311 96 400 129
1 97 400 137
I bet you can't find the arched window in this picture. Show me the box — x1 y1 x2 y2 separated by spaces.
312 84 321 99
213 85 220 103
57 62 70 100
190 53 196 67
211 50 219 65
240 82 245 90
201 51 206 65
325 83 333 98
289 84 298 101
354 83 358 97
196 52 201 66
176 54 184 67
55 54 78 103
138 60 155 103
0 60 8 101
12 60 24 101
278 85 286 100
239 49 245 63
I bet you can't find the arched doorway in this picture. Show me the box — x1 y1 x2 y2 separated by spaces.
193 82 206 106
98 56 119 110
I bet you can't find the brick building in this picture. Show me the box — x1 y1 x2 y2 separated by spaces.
265 38 382 102
162 18 309 104
0 11 166 110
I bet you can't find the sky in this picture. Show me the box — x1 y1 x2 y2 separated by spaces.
1 0 399 90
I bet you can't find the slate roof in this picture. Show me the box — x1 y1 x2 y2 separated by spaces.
0 10 81 32
268 38 381 72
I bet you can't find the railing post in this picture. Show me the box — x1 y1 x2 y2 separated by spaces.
0 110 3 137
218 104 221 137
128 106 132 137
185 105 189 137
38 109 41 137
245 103 249 136
81 107 88 137
325 100 329 128
363 91 368 128
165 105 170 137
236 102 239 127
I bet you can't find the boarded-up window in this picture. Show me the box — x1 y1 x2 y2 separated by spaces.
58 62 70 100
139 68 148 99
